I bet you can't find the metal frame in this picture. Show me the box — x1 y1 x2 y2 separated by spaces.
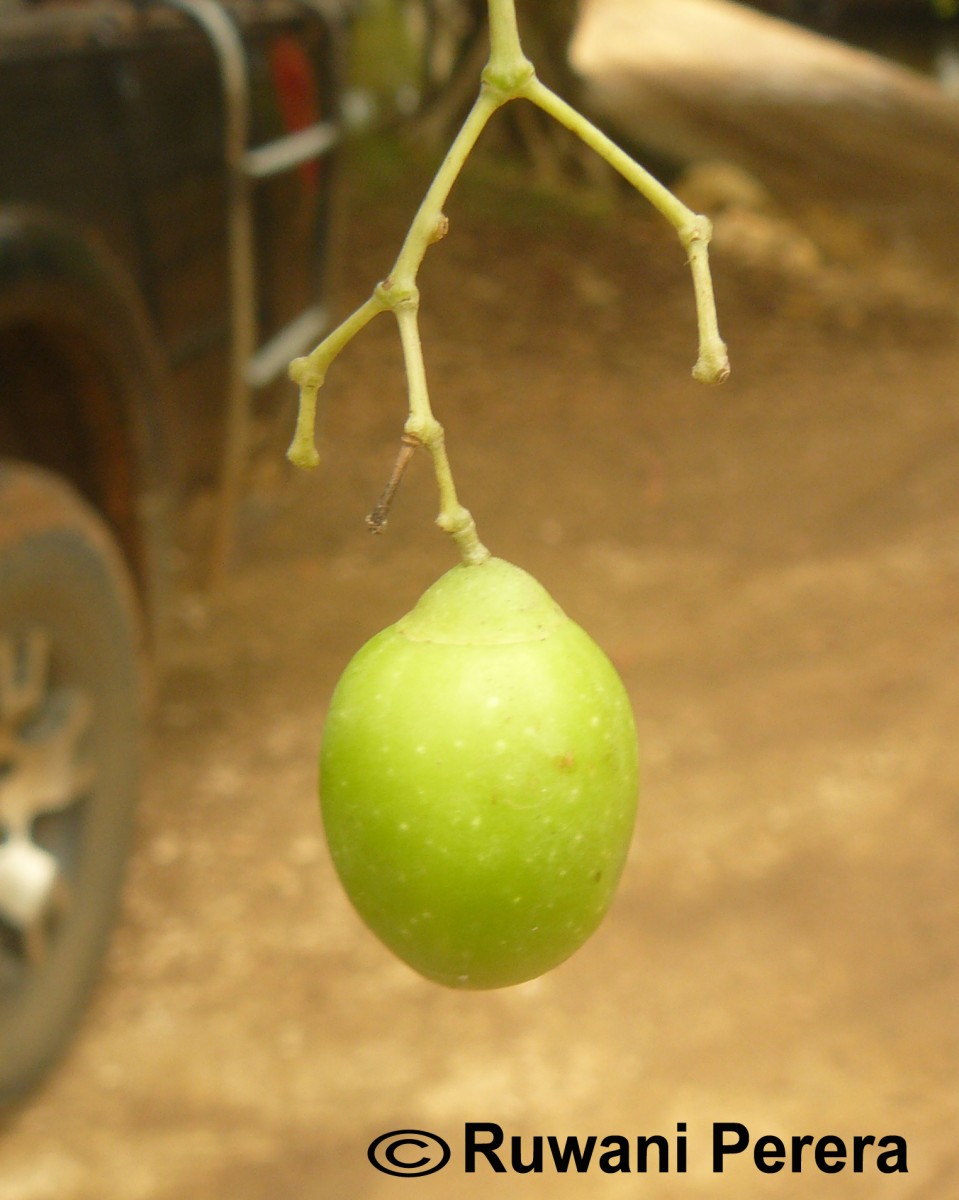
154 0 343 582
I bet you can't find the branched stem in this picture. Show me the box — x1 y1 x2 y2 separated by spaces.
487 0 524 71
390 89 502 292
286 0 729 561
520 76 729 383
288 294 387 468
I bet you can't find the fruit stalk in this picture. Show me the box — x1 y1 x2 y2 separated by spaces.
395 304 490 565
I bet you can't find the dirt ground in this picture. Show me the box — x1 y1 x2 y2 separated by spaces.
2 1 959 1196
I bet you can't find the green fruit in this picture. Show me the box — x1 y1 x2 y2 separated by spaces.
319 557 639 989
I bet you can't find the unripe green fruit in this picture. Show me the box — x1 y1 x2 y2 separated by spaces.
319 557 639 989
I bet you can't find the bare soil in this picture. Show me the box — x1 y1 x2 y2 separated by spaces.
2 2 958 1195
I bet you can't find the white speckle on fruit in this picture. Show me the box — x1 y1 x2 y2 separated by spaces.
471 816 482 828
486 695 501 709
495 739 508 753
590 715 601 727
416 744 426 755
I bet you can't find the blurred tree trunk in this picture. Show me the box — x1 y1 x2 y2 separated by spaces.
414 1 594 182
513 0 619 185
519 0 582 98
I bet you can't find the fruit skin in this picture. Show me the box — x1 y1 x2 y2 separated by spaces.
319 557 639 989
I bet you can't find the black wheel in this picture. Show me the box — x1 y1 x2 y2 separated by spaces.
0 461 144 1105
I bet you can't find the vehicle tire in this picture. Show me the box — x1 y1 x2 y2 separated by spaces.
0 461 144 1105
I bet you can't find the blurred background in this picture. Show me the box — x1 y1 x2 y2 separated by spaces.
1 0 957 1195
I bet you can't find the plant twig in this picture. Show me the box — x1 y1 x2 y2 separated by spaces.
520 76 729 383
287 0 730 562
366 434 420 534
394 303 490 565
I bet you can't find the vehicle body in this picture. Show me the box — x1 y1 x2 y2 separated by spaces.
0 0 351 1103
